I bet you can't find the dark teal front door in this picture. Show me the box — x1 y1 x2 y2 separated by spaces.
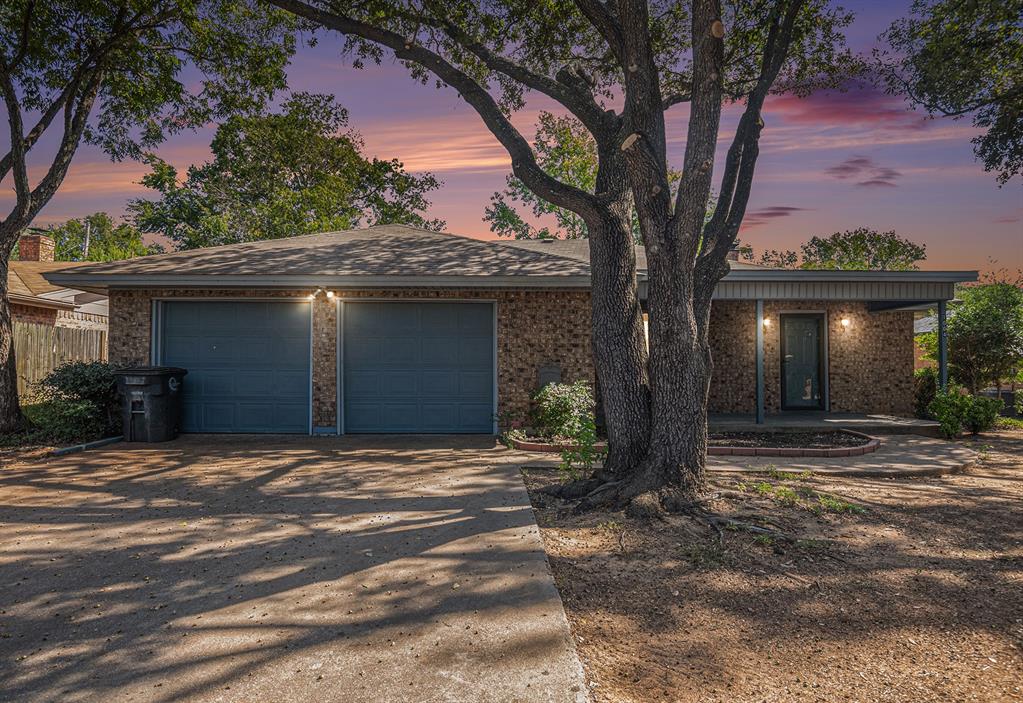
343 302 495 433
160 301 311 433
780 314 825 410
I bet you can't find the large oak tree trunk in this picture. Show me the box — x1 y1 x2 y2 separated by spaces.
586 210 650 478
586 237 715 512
0 249 23 434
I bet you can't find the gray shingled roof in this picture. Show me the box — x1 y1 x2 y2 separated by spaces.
53 224 591 278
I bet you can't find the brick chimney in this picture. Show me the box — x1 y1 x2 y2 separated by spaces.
726 247 740 262
18 233 55 262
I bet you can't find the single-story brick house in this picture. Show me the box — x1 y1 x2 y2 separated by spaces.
46 224 975 435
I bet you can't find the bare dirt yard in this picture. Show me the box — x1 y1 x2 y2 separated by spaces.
523 429 1023 703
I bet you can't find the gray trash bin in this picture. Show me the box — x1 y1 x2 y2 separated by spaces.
114 367 188 442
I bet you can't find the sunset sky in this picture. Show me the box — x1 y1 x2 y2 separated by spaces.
4 0 1021 273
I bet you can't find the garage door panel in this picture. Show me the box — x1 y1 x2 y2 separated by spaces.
273 370 311 397
201 371 236 396
378 371 419 396
161 301 311 433
460 404 493 430
421 370 458 395
421 337 461 365
273 405 310 432
420 404 458 430
458 371 492 399
344 403 380 431
458 304 494 331
458 338 493 366
202 403 237 431
343 302 494 433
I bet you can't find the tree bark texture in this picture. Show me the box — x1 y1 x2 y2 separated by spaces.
0 248 23 434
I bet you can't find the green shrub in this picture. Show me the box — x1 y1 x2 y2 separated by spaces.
532 380 595 440
913 367 938 419
928 389 1004 438
928 387 970 439
1015 393 1023 417
964 395 1004 434
531 380 604 478
23 397 105 445
35 361 120 438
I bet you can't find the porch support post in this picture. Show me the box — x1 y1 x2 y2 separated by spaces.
938 299 948 390
755 299 765 424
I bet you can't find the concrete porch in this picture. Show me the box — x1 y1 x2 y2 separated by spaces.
710 412 941 437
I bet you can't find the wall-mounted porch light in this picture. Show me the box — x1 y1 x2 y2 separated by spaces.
841 317 851 328
762 317 772 327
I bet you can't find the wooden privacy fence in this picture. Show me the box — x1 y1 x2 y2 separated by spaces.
13 321 108 397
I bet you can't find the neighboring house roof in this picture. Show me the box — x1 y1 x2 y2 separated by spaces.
9 261 110 316
45 224 977 303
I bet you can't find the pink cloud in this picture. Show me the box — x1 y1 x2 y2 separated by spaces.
765 81 926 130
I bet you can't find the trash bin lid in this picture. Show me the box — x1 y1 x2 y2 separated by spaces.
114 366 188 376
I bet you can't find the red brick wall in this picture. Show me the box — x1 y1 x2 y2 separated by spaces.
17 234 55 262
11 303 58 326
108 288 594 430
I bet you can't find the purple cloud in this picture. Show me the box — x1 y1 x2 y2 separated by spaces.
826 155 902 187
766 80 925 130
742 206 812 228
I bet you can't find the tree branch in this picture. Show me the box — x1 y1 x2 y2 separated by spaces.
571 0 626 65
416 3 613 135
265 0 601 219
696 0 805 292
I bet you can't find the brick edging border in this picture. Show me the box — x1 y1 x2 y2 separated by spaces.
510 430 880 458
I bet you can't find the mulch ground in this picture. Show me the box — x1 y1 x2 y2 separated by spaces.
708 430 867 448
523 429 1023 703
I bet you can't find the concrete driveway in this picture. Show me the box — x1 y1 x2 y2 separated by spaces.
0 436 587 703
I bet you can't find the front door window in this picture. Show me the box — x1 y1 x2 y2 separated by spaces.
781 314 824 410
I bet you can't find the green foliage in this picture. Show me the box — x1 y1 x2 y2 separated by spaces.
36 362 120 437
928 388 971 438
913 366 938 419
1016 394 1023 417
927 388 1002 438
800 228 926 270
485 112 596 240
964 395 1005 435
920 284 1023 393
0 0 298 163
880 0 1023 184
531 380 604 477
22 398 105 445
740 228 926 270
130 92 443 249
44 213 162 262
532 380 595 439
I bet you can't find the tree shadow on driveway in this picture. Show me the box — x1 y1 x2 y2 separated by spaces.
0 435 587 703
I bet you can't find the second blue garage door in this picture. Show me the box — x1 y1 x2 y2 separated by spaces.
343 302 495 433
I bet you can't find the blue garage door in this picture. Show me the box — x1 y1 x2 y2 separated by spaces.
160 301 311 433
343 302 495 433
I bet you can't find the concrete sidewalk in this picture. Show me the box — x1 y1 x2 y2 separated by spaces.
0 435 588 703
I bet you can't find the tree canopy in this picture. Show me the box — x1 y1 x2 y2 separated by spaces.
740 228 927 270
920 283 1023 393
880 0 1023 184
41 213 163 262
129 92 443 249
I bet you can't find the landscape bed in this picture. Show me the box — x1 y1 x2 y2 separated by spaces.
509 430 880 457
